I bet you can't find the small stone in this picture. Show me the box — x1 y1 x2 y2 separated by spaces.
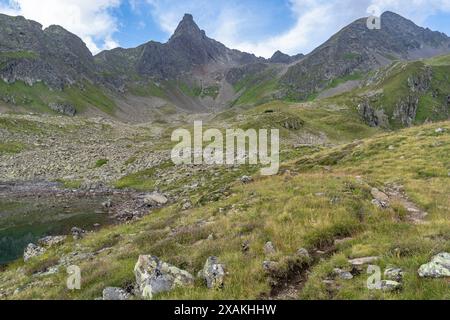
262 261 278 272
349 256 380 267
200 257 226 290
435 128 444 133
380 280 402 292
418 252 450 278
296 248 311 260
333 268 354 280
71 227 86 240
102 287 131 301
144 193 168 205
371 188 389 204
182 200 192 211
264 241 277 256
240 176 253 184
24 243 46 262
388 145 395 150
102 199 112 208
242 241 250 253
384 267 404 282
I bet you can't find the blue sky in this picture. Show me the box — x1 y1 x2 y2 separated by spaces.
0 0 450 57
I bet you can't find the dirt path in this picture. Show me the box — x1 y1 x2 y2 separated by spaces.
385 184 429 224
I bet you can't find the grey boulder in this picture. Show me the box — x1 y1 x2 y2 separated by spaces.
134 255 194 299
418 252 450 278
102 287 131 301
200 256 226 290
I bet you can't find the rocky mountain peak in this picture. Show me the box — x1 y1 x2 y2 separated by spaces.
169 13 205 41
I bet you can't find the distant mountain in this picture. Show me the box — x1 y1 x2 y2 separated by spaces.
280 11 450 100
0 11 449 124
269 51 304 64
96 14 261 85
0 14 97 89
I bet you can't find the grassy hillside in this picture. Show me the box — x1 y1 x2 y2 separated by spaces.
0 80 116 115
1 121 448 300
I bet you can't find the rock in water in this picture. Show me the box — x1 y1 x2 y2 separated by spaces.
418 252 450 278
200 257 226 290
102 287 131 301
134 255 194 299
24 243 46 262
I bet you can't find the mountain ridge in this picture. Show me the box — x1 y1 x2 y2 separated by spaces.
0 11 449 125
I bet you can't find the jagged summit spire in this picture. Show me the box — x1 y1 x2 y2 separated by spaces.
170 13 204 41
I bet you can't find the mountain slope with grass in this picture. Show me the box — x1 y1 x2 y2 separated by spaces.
0 114 448 299
280 11 450 100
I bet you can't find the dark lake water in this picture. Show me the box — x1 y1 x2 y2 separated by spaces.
0 196 113 265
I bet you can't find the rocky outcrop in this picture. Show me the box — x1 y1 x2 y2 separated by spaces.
393 95 419 127
49 103 76 117
134 255 195 299
199 256 226 290
358 100 389 128
38 236 66 248
23 243 46 262
418 252 450 278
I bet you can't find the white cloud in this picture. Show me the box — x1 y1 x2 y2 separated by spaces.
0 0 122 54
147 0 450 58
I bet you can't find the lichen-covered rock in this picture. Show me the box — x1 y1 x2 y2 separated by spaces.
200 256 226 290
264 241 276 256
418 252 450 278
134 255 194 299
102 287 131 301
38 235 66 248
380 280 402 292
23 243 46 262
143 193 168 205
384 267 404 282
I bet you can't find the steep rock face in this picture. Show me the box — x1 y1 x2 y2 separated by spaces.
281 11 450 100
358 61 450 128
98 14 260 82
0 14 96 89
358 99 389 127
